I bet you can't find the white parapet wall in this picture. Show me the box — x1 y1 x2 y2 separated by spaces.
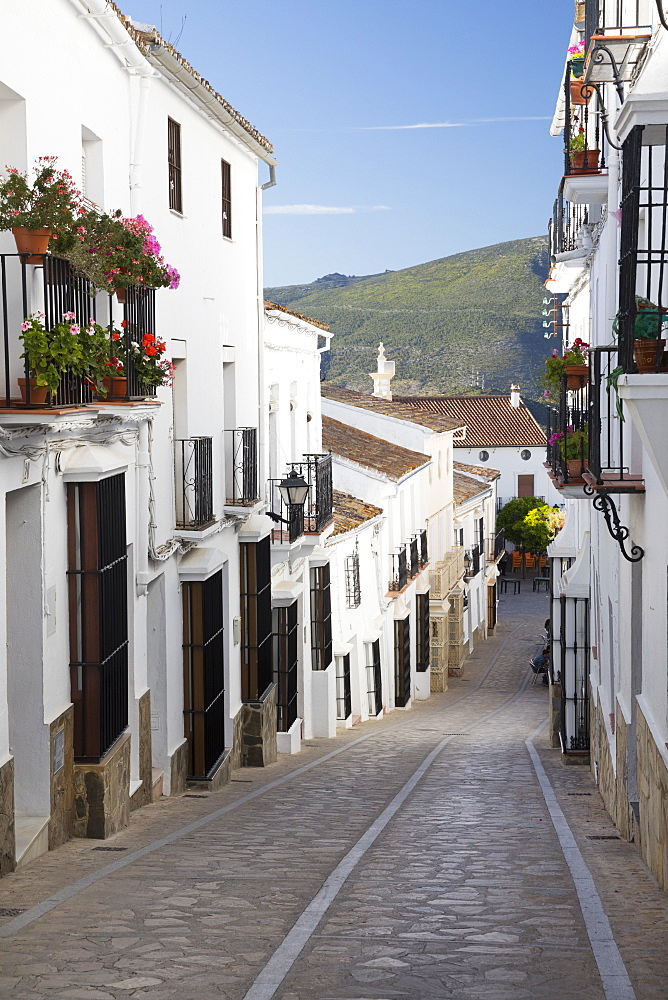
311 663 337 738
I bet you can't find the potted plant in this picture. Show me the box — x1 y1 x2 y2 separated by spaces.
56 209 180 298
569 40 586 78
613 296 668 372
550 427 588 479
19 311 86 403
101 325 174 399
542 339 589 399
0 157 82 262
568 127 600 172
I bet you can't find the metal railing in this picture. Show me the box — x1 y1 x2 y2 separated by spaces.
487 530 506 561
389 545 408 592
409 536 419 578
175 437 214 529
546 370 590 485
466 544 481 577
429 546 466 600
268 479 305 544
226 427 258 505
587 346 644 489
585 0 652 41
0 252 158 409
420 528 428 567
549 191 589 258
563 61 604 178
290 453 333 533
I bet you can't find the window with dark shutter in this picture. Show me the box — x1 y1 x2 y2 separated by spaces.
394 617 411 707
335 654 352 720
182 571 225 778
365 640 383 717
67 474 128 763
310 564 332 671
221 158 232 238
416 592 430 672
168 118 182 213
273 602 298 733
240 537 272 700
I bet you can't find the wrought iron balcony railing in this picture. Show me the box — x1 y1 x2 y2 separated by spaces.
226 427 258 505
487 530 506 562
0 252 158 410
389 545 408 593
290 453 333 533
546 370 590 486
563 62 604 178
583 0 652 98
465 544 481 578
419 528 428 568
409 536 419 578
587 346 644 492
549 191 589 259
268 478 305 544
175 437 215 529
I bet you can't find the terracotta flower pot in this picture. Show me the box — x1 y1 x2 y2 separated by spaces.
634 338 666 373
12 227 51 264
566 458 586 481
18 377 49 406
570 79 591 105
102 375 128 399
570 149 600 173
564 364 588 389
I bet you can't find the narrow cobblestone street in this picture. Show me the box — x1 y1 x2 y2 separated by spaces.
0 589 666 1000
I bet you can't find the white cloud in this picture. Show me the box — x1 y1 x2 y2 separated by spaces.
356 116 551 131
264 204 390 215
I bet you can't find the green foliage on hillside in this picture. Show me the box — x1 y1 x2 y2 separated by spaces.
265 236 553 403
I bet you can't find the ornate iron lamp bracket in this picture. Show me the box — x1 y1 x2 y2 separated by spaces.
592 84 623 150
585 487 644 561
656 0 668 31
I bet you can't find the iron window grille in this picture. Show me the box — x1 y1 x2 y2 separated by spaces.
365 639 383 717
240 537 273 701
175 437 214 529
409 537 419 578
416 592 430 672
335 653 352 720
345 547 361 609
617 124 668 374
394 618 411 708
419 528 428 568
168 117 182 213
559 595 590 753
389 545 408 592
310 564 333 671
273 602 298 733
226 428 258 505
67 474 128 763
221 159 232 238
182 570 226 779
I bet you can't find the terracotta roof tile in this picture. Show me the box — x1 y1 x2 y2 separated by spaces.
320 384 464 433
109 4 273 154
331 490 383 537
453 471 493 504
323 415 430 482
453 460 501 481
264 301 329 331
394 395 546 447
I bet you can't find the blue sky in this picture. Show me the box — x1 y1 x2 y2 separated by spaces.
131 0 571 286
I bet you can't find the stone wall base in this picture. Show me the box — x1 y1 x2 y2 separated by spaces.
0 757 15 875
240 684 278 767
187 749 232 792
637 703 668 890
130 690 153 812
73 732 130 840
549 681 561 749
49 706 74 850
169 739 189 797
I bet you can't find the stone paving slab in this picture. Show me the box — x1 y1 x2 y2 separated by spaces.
0 589 665 998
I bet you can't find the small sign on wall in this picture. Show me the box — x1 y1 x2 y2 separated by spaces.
52 729 65 775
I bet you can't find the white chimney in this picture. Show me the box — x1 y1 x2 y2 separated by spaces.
510 383 521 408
369 342 395 400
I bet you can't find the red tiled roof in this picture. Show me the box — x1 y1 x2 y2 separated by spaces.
453 460 501 481
394 395 546 448
323 415 430 482
264 301 329 331
320 384 464 433
453 471 493 504
331 490 383 537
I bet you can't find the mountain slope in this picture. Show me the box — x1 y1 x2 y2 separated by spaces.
265 236 551 403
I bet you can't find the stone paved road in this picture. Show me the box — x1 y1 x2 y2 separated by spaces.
0 588 666 999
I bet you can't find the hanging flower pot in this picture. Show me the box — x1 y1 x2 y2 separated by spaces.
564 364 589 389
634 338 666 373
17 377 49 405
12 226 51 264
570 79 591 105
570 149 600 173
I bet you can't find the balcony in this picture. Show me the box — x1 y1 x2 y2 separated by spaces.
465 544 481 578
409 536 419 578
585 347 644 493
583 0 651 96
175 437 215 530
0 252 158 414
546 371 591 495
419 528 428 568
388 545 408 593
268 453 333 545
430 546 465 600
225 427 259 506
487 530 506 562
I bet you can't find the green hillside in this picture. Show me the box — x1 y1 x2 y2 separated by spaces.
265 236 552 405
